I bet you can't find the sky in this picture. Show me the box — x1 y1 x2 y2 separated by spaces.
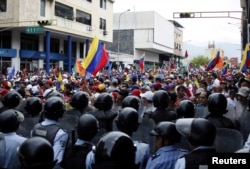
113 0 242 58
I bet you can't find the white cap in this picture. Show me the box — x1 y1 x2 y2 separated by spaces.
25 84 32 90
140 91 154 101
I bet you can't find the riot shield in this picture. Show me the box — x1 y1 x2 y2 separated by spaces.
214 128 244 153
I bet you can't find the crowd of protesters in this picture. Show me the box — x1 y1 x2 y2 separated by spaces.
0 65 250 169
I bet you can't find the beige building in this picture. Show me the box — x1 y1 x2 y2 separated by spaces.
0 0 114 73
108 11 184 69
205 42 225 59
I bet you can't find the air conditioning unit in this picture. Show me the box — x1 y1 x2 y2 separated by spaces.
103 30 108 35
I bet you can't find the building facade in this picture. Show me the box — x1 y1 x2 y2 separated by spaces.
107 11 184 70
0 0 114 74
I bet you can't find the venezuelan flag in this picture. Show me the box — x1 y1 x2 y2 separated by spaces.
139 57 144 71
239 44 250 72
82 36 108 76
205 50 220 71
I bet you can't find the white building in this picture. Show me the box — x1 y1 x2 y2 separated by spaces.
0 0 114 74
108 11 184 70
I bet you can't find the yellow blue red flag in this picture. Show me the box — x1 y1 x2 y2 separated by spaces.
82 36 108 76
239 44 250 72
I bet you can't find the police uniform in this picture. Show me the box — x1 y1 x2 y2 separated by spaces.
85 150 95 169
32 118 68 165
146 145 187 169
85 141 150 169
62 139 94 169
133 141 151 169
174 146 214 169
2 132 27 169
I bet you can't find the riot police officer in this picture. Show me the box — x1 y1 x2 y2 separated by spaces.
31 96 68 168
61 114 99 169
0 109 27 169
206 93 235 129
59 91 89 146
146 121 187 169
151 90 177 124
88 93 117 144
175 118 217 169
17 96 43 137
18 137 57 169
122 95 155 151
176 100 195 118
116 107 150 169
122 95 141 112
86 131 139 169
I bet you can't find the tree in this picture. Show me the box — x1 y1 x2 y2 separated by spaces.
190 55 209 67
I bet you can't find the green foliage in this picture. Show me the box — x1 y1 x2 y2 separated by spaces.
190 55 210 67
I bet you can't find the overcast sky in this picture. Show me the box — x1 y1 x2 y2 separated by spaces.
113 0 242 57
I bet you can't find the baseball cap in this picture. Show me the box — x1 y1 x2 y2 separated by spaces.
140 91 154 101
237 87 250 97
0 88 8 96
98 84 106 91
140 85 150 91
131 89 141 97
44 80 53 86
25 84 32 91
195 88 205 95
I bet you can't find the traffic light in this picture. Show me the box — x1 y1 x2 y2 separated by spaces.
37 20 51 26
179 13 195 18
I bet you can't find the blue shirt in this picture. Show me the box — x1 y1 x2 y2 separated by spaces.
40 118 69 164
2 132 27 169
146 145 187 169
174 146 214 169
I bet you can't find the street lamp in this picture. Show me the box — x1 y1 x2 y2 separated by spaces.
117 9 130 54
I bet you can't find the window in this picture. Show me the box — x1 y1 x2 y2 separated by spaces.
0 0 6 12
44 37 60 53
64 40 76 58
80 42 85 59
0 31 11 48
100 0 106 9
40 0 45 16
99 18 106 30
76 10 91 26
20 33 39 50
55 2 74 20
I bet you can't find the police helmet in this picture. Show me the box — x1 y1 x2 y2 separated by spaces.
208 93 227 115
94 131 136 164
150 121 181 144
116 107 139 135
46 90 64 100
176 100 195 118
44 97 65 120
24 97 43 116
94 93 113 111
2 90 22 108
69 91 89 110
176 118 216 146
0 109 19 133
18 137 56 169
122 95 140 111
77 114 99 141
152 90 170 108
